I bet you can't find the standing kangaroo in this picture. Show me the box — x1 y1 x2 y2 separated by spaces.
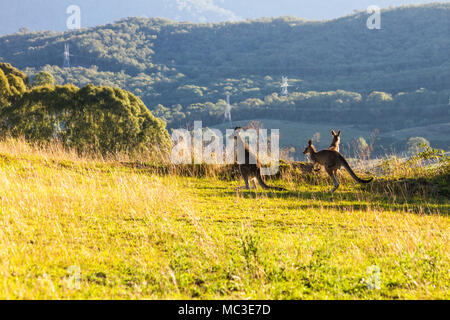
328 130 341 152
313 129 342 172
303 140 373 193
231 127 285 191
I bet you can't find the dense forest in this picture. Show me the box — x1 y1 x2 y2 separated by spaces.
0 3 449 156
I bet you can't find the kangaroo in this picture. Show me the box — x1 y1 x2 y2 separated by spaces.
303 140 373 193
328 130 341 152
231 127 285 191
312 130 342 173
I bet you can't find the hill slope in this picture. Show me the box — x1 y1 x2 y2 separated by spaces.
2 4 449 91
0 139 448 299
1 4 449 152
4 1 445 35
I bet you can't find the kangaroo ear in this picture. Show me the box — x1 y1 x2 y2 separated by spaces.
331 130 336 136
308 140 312 146
337 130 341 136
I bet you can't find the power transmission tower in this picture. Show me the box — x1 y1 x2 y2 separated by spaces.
224 94 232 127
63 44 71 68
280 76 290 96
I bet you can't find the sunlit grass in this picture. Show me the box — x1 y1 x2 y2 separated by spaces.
0 139 448 299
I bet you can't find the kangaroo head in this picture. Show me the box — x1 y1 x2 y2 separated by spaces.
331 130 341 144
331 130 341 138
303 140 315 154
229 126 243 140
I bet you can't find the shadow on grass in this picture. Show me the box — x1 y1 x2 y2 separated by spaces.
367 175 450 199
198 186 449 215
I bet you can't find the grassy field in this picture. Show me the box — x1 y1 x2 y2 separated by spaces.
0 139 448 299
212 119 450 152
212 119 371 149
380 122 450 144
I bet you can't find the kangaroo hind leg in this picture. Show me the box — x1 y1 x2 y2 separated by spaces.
236 174 251 190
251 177 258 190
326 168 340 194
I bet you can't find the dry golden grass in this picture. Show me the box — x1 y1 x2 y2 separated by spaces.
0 138 448 299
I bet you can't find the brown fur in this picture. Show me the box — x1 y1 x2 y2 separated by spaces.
328 130 341 152
303 140 373 193
232 127 285 191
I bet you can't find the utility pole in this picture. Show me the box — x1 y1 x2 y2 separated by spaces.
281 76 290 96
63 44 71 68
224 94 233 127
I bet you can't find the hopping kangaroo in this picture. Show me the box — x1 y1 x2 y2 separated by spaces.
231 127 285 191
328 130 341 152
303 140 373 193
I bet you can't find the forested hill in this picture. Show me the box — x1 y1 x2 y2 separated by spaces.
2 4 450 88
0 3 449 154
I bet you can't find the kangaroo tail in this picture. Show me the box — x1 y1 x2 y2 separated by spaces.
339 155 374 184
257 173 286 191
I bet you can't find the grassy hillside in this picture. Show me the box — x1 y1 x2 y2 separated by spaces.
0 139 448 299
380 122 450 145
211 119 450 157
212 119 371 147
211 119 372 159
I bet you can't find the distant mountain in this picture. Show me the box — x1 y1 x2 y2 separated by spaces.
1 3 448 90
0 0 239 35
1 0 448 35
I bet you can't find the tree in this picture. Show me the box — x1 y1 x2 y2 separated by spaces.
0 69 12 108
4 83 172 156
0 63 28 86
366 91 393 104
352 137 370 159
33 71 56 87
407 137 430 155
0 63 27 110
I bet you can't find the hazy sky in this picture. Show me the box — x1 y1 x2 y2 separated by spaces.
0 0 448 35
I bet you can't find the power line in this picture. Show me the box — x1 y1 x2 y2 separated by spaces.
63 44 70 68
223 94 233 127
280 76 290 96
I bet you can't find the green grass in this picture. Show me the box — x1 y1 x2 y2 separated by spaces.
0 140 448 299
380 122 450 143
211 119 450 151
211 119 371 149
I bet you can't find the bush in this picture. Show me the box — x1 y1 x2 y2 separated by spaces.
3 82 172 157
33 71 55 87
